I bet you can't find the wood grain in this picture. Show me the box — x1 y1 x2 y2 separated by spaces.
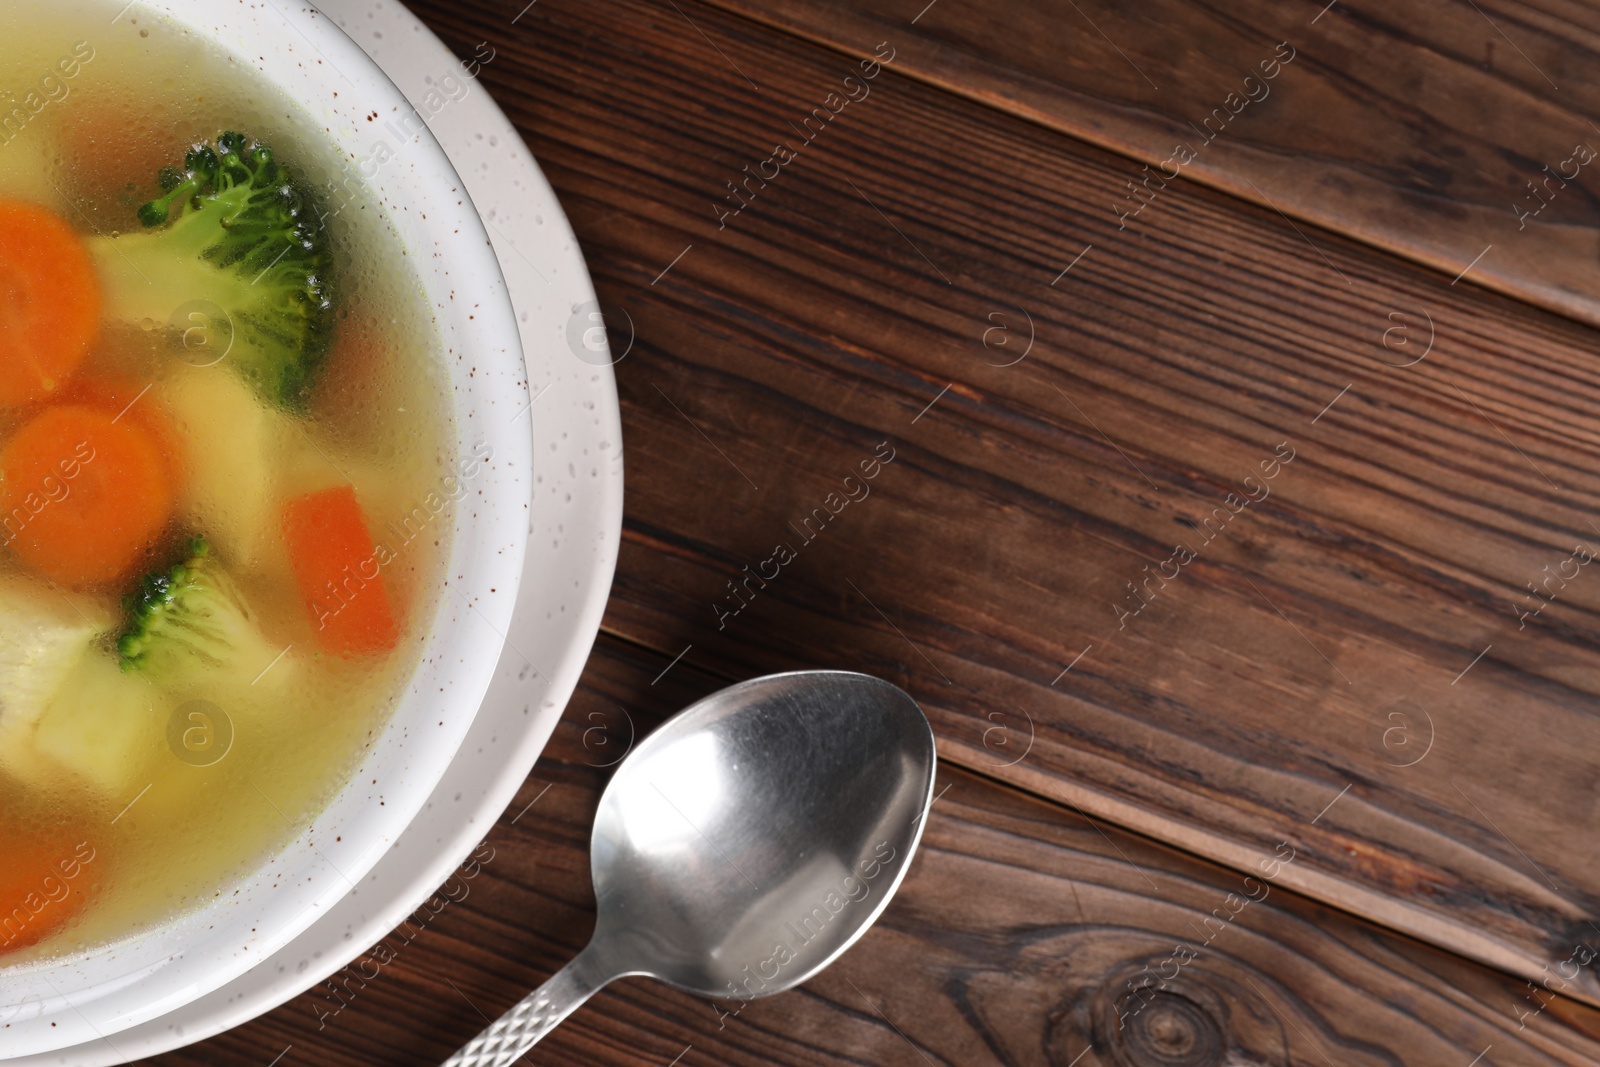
144 634 1600 1066
402 0 1600 1001
702 0 1600 331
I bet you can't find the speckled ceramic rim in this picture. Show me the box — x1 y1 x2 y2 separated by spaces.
0 2 533 1056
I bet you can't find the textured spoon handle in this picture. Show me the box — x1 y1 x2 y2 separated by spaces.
441 953 604 1067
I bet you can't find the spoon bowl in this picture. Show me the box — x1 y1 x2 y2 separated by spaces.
443 670 936 1066
593 670 935 996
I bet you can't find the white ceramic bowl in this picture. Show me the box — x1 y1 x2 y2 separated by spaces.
1 2 534 1056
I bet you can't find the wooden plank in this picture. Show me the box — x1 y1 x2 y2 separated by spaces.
146 634 1600 1065
401 0 1600 999
700 0 1600 330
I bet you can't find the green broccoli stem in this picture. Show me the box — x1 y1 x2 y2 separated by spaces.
137 173 205 228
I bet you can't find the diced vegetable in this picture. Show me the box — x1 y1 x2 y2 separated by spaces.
118 537 289 689
86 132 336 409
0 577 159 798
0 199 100 407
0 578 106 765
155 365 294 571
31 654 163 796
282 485 399 655
0 403 174 588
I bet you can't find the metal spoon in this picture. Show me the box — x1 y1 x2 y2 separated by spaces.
441 669 937 1066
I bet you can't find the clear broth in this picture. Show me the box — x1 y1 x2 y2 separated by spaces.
0 0 454 961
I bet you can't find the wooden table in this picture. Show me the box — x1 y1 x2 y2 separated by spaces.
147 0 1600 1063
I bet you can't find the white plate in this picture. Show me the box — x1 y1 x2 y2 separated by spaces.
3 1 623 1062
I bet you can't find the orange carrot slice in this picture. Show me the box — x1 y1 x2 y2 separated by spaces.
0 200 100 407
0 403 174 587
282 485 400 655
0 826 94 956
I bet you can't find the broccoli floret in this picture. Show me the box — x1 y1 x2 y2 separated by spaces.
118 537 283 686
88 131 336 408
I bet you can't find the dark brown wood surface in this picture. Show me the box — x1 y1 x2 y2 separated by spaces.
710 0 1600 330
140 0 1600 1061
362 0 1600 1000
146 634 1600 1066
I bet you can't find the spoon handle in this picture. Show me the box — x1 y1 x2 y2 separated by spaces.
440 948 608 1066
